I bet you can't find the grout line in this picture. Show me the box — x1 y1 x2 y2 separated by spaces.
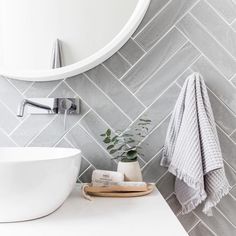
46 80 65 98
215 206 236 228
165 192 175 201
155 170 168 185
230 78 236 90
133 0 172 39
187 220 201 233
25 115 59 147
82 73 133 123
116 51 132 67
205 86 236 118
117 48 146 81
8 80 33 95
0 127 19 147
22 81 35 95
141 148 163 170
101 63 147 109
119 20 189 82
8 113 31 137
175 82 182 89
114 72 183 143
201 223 217 236
63 81 118 133
120 20 179 82
78 123 117 160
165 192 175 202
231 19 236 32
78 165 93 178
0 99 22 122
223 160 236 178
205 0 233 26
0 80 30 123
195 220 217 236
63 136 95 168
137 154 146 165
205 0 236 25
176 24 235 82
230 129 236 136
230 74 236 82
139 113 171 146
132 0 200 52
229 192 236 201
52 109 92 147
216 122 236 145
130 38 148 52
134 40 189 95
174 56 201 85
7 79 26 98
64 80 127 133
130 38 146 53
190 212 217 235
128 56 201 140
189 12 236 60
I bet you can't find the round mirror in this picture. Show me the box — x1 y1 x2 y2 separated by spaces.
0 0 150 81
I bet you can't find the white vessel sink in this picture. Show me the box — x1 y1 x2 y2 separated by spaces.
0 147 81 222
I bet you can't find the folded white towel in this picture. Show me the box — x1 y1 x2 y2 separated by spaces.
161 72 230 215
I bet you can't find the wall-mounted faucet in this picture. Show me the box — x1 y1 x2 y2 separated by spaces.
17 98 80 117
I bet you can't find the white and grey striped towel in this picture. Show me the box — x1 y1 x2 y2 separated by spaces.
161 72 230 215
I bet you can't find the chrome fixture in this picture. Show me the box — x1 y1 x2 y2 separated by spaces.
17 98 80 117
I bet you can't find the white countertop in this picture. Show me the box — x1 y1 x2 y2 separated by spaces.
0 184 188 236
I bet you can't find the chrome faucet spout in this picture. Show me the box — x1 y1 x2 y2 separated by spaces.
16 98 80 117
17 99 53 117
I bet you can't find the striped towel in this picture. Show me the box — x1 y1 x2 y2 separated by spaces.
161 72 230 215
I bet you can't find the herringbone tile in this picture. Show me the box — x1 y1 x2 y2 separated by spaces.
0 0 235 235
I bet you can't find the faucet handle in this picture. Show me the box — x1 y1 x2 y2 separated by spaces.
57 98 80 114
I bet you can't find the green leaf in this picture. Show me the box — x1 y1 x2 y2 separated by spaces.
114 139 119 145
109 149 118 154
122 133 134 137
126 150 137 160
106 129 111 136
141 127 149 131
127 140 135 144
139 119 151 122
138 122 150 125
100 134 106 137
118 144 125 150
107 145 114 150
111 135 118 142
103 137 111 143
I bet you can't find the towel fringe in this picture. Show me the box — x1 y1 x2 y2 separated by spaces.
181 194 207 215
160 155 170 167
168 165 201 190
203 183 231 216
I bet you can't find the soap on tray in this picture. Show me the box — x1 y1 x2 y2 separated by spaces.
92 169 124 186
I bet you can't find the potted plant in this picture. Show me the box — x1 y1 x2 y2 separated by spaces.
101 118 151 181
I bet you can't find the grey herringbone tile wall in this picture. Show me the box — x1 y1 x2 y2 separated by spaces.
0 0 235 235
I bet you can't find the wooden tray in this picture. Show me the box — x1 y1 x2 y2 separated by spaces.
84 183 155 198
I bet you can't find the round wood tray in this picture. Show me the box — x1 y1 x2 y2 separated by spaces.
85 183 155 198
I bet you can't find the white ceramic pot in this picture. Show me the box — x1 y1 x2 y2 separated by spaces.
117 161 143 181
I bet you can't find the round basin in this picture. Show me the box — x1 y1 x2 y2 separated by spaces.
0 147 81 222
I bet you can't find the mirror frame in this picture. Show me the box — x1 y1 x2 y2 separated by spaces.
0 0 150 81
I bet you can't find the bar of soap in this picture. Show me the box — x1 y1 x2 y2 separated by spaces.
92 170 124 186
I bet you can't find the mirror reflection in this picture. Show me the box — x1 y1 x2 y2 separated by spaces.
0 0 150 81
